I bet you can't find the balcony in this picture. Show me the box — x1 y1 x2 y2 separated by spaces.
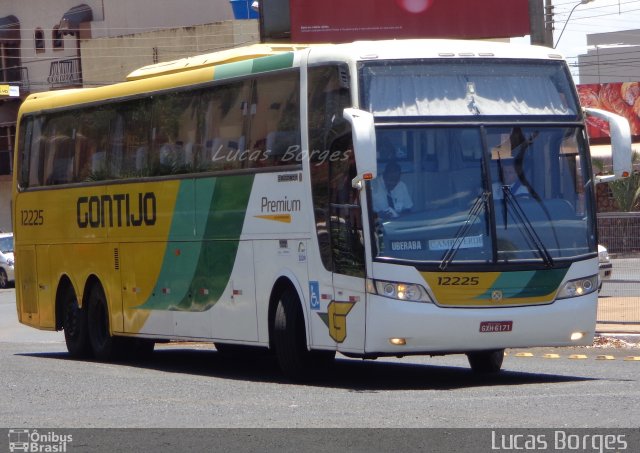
48 57 82 89
0 66 30 93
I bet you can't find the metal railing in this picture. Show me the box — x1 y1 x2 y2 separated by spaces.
47 57 82 89
596 213 640 329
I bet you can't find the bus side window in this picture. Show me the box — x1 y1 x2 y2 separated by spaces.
247 71 301 168
115 100 151 178
329 135 364 277
308 64 353 273
202 81 250 171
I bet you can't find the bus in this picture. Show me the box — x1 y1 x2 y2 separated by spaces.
13 40 632 380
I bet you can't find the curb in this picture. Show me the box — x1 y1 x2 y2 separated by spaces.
596 333 640 344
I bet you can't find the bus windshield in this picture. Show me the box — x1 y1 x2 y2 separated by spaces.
368 125 595 265
360 59 579 118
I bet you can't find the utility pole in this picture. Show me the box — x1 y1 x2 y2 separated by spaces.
529 0 554 47
544 0 554 48
529 0 545 46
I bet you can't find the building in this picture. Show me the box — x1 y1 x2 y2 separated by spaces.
577 29 640 84
0 0 259 231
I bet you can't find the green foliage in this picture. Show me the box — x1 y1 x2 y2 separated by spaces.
607 151 640 212
609 171 640 212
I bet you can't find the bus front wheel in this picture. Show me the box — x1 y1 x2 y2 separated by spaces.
273 288 314 381
87 284 124 361
466 349 505 373
62 287 92 359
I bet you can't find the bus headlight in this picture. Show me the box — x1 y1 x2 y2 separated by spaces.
367 279 432 303
556 275 598 299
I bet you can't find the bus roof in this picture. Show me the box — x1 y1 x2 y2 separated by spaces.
305 39 565 65
126 43 314 81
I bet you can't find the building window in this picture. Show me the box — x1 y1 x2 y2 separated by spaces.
52 26 63 50
35 28 45 53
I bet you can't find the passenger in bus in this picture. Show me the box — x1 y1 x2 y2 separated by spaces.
372 161 413 218
492 159 530 199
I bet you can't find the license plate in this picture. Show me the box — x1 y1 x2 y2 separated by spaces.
479 321 513 333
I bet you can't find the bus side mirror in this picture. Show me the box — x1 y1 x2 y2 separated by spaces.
584 107 633 183
343 108 377 188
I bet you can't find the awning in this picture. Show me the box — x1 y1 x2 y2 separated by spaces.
59 4 93 35
0 15 20 42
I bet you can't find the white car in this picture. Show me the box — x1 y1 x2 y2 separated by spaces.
598 244 612 292
0 233 14 289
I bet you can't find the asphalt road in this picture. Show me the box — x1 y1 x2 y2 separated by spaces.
1 288 639 432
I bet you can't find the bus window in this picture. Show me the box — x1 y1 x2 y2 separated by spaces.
247 71 300 168
151 91 200 175
308 64 352 272
76 106 116 181
113 99 151 178
329 136 364 277
202 80 251 171
42 113 77 185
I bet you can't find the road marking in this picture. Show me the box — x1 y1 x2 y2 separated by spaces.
514 352 534 357
624 356 640 361
596 355 615 360
568 354 588 359
543 353 560 359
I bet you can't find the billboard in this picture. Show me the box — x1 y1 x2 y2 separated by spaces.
288 0 530 43
578 83 640 140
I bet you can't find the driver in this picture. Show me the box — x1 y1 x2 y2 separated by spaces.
372 161 413 218
493 159 529 199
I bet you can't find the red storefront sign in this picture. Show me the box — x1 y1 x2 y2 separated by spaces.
290 0 530 43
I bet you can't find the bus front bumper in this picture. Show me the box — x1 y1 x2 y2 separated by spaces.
363 293 597 355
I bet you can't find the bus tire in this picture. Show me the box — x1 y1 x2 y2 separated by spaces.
273 288 312 381
62 287 92 359
87 283 124 362
466 349 505 373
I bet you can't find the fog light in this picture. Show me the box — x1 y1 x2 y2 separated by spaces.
389 338 406 346
570 332 585 341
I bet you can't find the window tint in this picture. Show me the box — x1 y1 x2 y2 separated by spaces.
18 70 302 188
247 71 300 167
308 64 352 272
201 81 251 172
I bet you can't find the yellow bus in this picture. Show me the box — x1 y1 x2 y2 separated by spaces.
13 40 631 380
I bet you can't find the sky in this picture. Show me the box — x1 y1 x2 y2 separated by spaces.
512 0 640 81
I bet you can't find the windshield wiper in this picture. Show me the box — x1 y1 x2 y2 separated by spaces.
502 187 554 267
439 191 489 271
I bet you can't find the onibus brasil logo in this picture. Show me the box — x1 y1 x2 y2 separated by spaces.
8 429 72 452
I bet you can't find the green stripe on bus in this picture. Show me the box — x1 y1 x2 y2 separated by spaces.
212 53 294 81
475 268 568 300
509 268 568 299
138 174 255 311
251 53 294 73
214 60 254 80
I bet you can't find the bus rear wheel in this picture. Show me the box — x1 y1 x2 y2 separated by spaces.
273 289 316 381
62 287 92 359
466 349 505 373
87 284 124 361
